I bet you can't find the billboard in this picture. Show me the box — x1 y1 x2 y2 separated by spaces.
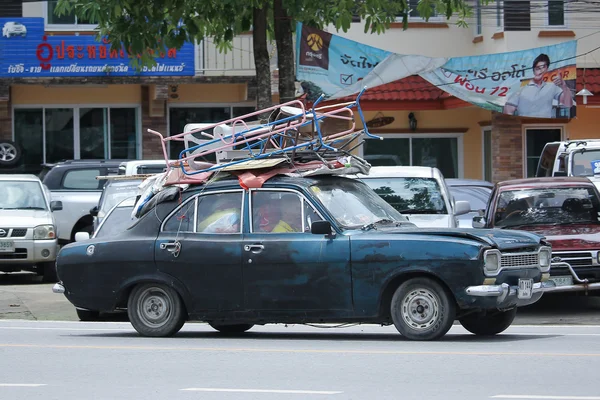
0 17 196 77
295 22 578 119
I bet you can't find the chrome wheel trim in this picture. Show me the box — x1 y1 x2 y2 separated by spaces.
0 143 17 162
400 287 441 331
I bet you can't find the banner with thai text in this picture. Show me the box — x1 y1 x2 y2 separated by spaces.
0 18 195 77
295 22 578 119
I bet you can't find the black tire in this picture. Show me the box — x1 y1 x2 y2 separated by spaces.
127 283 186 337
209 323 254 334
40 262 58 283
76 309 100 321
390 277 456 341
0 140 21 166
458 308 517 336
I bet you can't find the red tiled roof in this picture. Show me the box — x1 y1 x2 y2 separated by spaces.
577 68 600 93
334 68 600 104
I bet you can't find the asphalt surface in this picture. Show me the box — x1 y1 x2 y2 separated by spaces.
1 320 600 400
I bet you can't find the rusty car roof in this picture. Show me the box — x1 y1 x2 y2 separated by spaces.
496 176 595 191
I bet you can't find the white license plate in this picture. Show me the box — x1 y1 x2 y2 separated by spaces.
0 240 15 253
518 278 533 299
549 275 573 287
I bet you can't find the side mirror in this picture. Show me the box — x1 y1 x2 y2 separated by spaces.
472 215 486 229
311 220 333 235
50 201 63 211
454 200 471 216
74 232 90 242
89 206 99 217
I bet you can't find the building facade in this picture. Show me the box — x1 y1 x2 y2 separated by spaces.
322 0 600 182
0 1 264 174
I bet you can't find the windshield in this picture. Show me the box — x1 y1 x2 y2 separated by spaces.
449 186 492 211
95 205 136 238
0 181 47 210
494 186 600 228
571 150 600 176
99 181 141 216
309 178 410 229
360 177 448 214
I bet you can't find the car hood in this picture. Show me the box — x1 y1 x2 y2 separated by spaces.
378 226 545 251
0 209 53 227
500 224 600 251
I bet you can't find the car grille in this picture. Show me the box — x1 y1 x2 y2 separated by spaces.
0 248 27 259
553 251 594 268
0 228 27 238
500 253 540 268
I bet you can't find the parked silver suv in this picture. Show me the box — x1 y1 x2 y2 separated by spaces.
0 174 62 281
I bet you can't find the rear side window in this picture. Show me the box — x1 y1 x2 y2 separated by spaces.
62 169 102 190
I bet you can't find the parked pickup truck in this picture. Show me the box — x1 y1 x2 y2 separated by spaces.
41 160 125 244
473 176 600 294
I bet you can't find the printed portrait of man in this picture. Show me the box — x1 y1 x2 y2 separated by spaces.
503 53 574 118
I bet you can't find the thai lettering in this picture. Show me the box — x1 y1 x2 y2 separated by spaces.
340 54 379 69
87 45 96 59
490 64 527 81
453 74 487 94
99 45 107 59
36 35 53 71
7 64 25 73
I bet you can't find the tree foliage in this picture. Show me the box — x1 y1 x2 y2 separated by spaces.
54 0 476 105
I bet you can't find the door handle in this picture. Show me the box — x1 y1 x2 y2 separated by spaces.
244 244 264 253
160 241 181 257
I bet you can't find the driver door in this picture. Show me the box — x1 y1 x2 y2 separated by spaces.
242 189 353 316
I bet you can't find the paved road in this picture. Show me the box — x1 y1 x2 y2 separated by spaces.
0 320 599 400
2 271 600 324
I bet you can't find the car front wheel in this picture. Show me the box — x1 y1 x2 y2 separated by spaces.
127 283 186 337
458 308 517 336
390 277 456 341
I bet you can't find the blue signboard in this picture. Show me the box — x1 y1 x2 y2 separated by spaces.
0 18 195 77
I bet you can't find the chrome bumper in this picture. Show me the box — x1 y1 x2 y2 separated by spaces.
52 282 65 294
466 261 600 299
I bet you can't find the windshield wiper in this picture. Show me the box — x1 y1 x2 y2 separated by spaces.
360 219 409 231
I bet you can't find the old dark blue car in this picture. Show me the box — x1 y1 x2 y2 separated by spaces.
53 173 554 341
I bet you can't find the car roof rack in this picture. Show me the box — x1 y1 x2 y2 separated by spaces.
146 87 381 186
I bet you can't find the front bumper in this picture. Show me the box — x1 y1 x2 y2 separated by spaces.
0 239 58 266
466 261 600 305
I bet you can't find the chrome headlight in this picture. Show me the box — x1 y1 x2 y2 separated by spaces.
34 224 56 240
539 246 551 271
483 249 501 276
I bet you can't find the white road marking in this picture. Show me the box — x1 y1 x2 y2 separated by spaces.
180 388 342 395
492 396 600 399
0 384 46 387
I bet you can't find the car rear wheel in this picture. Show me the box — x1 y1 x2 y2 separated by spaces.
390 277 456 341
209 323 254 334
458 308 517 336
127 283 186 337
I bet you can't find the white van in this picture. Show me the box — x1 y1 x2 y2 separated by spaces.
350 166 471 228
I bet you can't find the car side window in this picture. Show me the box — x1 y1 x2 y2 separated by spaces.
196 192 243 234
251 191 320 233
163 198 196 233
62 169 102 190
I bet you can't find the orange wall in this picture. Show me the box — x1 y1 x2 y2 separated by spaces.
565 106 600 140
11 84 142 104
168 83 249 104
356 108 492 179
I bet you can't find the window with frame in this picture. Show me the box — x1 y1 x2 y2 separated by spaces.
363 136 461 179
163 198 196 233
251 191 322 234
548 0 565 26
395 0 440 21
62 169 102 190
46 0 97 26
503 0 531 31
525 128 562 177
195 192 243 234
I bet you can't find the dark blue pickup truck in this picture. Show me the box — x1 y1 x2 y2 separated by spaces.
53 173 553 341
